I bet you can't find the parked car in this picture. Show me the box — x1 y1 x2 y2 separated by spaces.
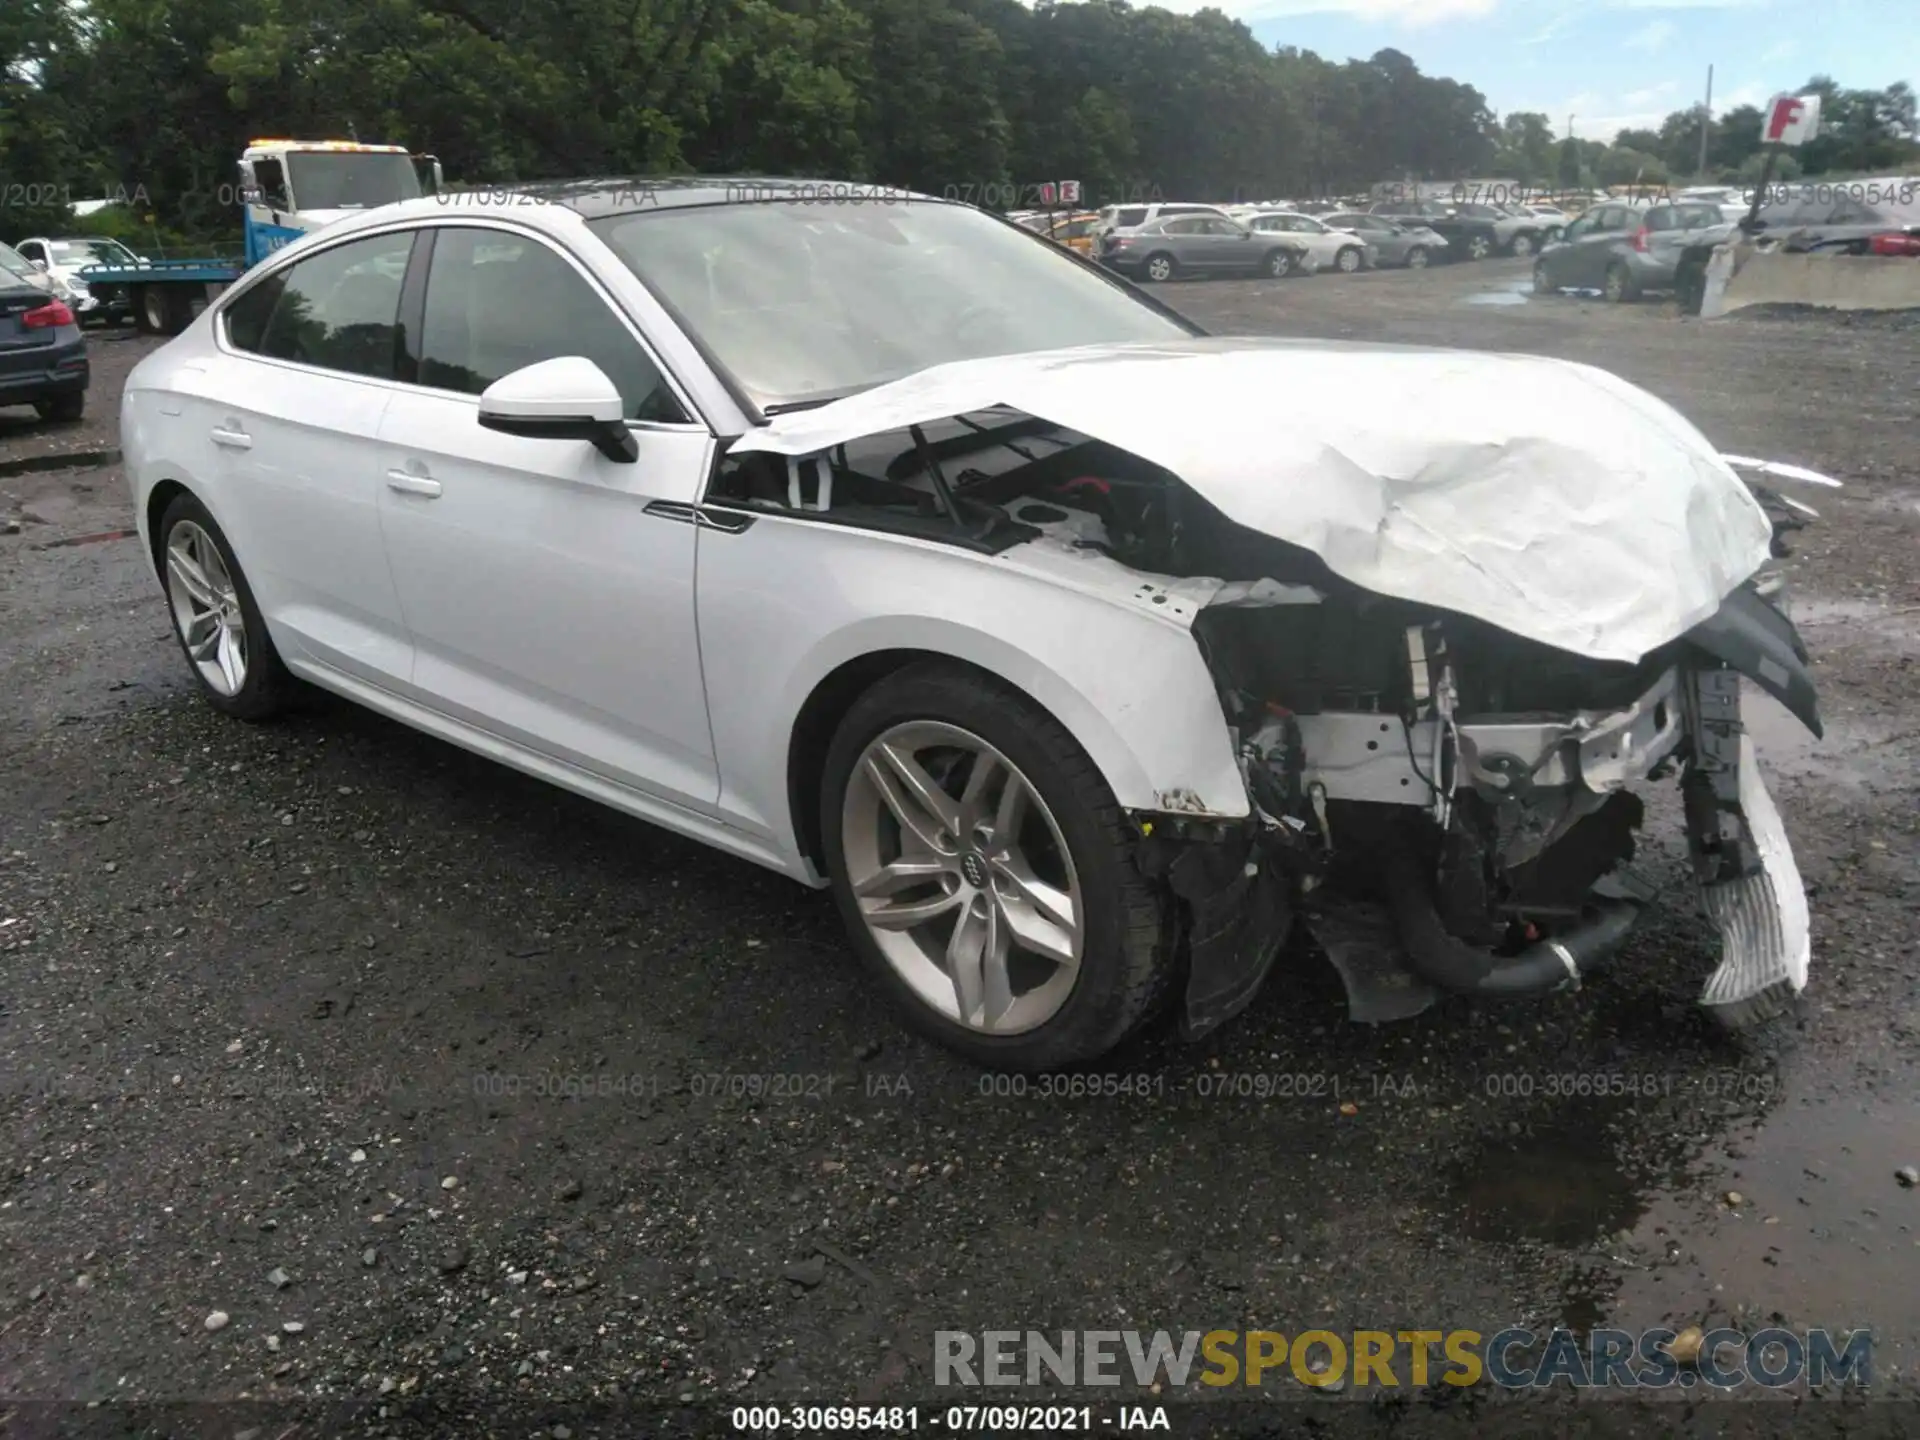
1036 211 1104 257
1370 199 1456 223
12 235 142 325
1533 199 1732 301
1240 212 1371 272
1319 212 1448 268
1102 213 1307 281
0 243 89 421
1748 179 1920 256
1091 201 1231 241
121 177 1819 1069
1447 203 1554 258
1522 205 1570 240
1367 199 1509 260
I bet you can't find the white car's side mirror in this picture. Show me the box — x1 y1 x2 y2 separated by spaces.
478 356 636 463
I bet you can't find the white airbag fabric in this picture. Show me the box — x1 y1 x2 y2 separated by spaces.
727 338 1776 662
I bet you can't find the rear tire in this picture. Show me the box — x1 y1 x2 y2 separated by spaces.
1142 252 1176 283
1509 232 1536 258
156 491 299 721
1604 262 1636 303
1466 233 1494 261
136 286 166 335
820 662 1174 1071
1532 260 1553 294
34 391 84 422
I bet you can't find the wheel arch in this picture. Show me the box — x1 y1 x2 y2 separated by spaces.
780 622 1246 879
143 477 194 584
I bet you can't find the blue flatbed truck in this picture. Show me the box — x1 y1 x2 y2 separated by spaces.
78 138 440 336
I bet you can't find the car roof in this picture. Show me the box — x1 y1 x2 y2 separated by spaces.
449 176 952 221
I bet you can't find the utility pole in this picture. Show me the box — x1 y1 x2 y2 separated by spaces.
1698 65 1713 175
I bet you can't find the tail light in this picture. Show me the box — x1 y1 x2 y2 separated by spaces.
1868 232 1920 257
22 300 75 328
1629 226 1650 253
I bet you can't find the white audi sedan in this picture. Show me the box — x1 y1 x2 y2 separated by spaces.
123 178 1822 1070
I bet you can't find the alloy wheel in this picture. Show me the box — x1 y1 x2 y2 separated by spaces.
1511 234 1534 258
1406 247 1429 269
166 520 249 696
1336 246 1361 273
840 721 1082 1036
1146 255 1173 282
1468 235 1492 260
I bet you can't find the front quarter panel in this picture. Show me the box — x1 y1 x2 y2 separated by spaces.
695 514 1251 872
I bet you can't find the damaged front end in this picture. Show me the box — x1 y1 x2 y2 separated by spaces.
996 450 1821 1040
1173 586 1817 1034
721 340 1827 1040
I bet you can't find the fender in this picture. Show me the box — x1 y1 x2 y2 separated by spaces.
693 513 1252 874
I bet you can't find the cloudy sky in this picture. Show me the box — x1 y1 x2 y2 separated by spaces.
1154 0 1918 141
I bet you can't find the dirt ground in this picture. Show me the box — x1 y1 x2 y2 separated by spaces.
1 263 1916 1439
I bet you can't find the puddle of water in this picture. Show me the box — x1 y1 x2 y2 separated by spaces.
1609 1098 1919 1351
1447 1108 1700 1334
1460 277 1533 307
1453 1125 1651 1247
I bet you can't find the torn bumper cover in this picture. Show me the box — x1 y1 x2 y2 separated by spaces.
1138 592 1818 1037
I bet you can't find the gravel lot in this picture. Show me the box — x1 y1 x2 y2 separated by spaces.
2 264 1916 1438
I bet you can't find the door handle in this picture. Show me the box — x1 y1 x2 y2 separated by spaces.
209 426 252 450
386 470 442 499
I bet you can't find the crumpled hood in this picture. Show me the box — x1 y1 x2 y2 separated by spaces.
727 336 1776 663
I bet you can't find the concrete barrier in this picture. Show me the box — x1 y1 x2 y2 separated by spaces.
1703 244 1920 317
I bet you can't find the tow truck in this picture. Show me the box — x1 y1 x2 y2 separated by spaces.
78 138 441 336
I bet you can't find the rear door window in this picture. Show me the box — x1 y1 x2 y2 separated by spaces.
254 230 414 379
1113 207 1148 229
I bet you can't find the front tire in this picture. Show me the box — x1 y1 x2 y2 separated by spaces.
820 662 1173 1071
1509 232 1536 258
1532 259 1553 294
1466 233 1493 261
1262 248 1294 278
157 491 298 721
1333 245 1362 273
1404 246 1429 269
1604 262 1636 303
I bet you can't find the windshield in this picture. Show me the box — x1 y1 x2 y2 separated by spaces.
283 152 422 211
48 238 140 265
0 241 38 280
589 200 1194 411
